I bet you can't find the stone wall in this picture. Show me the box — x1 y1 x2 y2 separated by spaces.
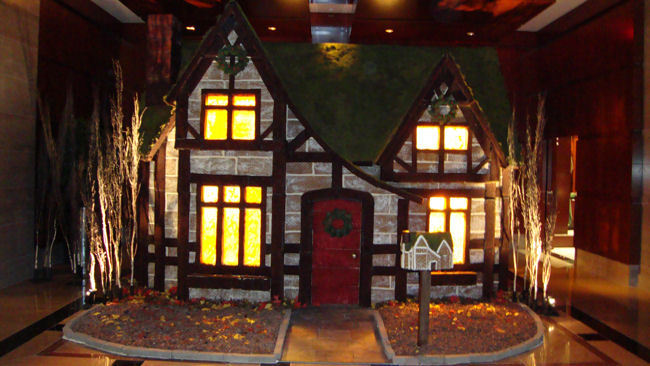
0 0 39 289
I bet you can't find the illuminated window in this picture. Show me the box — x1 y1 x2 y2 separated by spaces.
199 184 264 267
201 90 259 141
415 124 468 151
427 196 469 264
416 125 440 150
444 126 469 150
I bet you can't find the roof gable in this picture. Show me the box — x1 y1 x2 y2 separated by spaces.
377 53 508 167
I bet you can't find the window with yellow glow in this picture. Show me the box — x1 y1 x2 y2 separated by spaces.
443 126 469 150
415 124 469 151
427 195 469 264
202 90 259 141
199 184 264 268
416 125 440 150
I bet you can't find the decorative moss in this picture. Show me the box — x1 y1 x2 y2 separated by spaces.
140 104 173 156
403 232 453 252
263 42 443 162
263 42 511 162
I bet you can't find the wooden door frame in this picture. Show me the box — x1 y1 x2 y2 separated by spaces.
299 188 374 307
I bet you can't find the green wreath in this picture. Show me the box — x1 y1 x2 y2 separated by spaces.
322 208 353 238
429 94 457 124
216 45 249 75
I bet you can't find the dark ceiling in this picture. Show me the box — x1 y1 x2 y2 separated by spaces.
120 0 555 46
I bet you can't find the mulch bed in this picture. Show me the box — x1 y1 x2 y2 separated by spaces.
378 295 538 355
70 289 287 354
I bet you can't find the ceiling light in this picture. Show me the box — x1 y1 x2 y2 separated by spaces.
186 26 196 31
385 28 394 34
466 31 475 36
268 26 277 31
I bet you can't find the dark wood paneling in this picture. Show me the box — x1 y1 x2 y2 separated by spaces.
499 0 639 265
38 0 145 119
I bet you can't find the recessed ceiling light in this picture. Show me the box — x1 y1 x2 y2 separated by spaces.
268 26 277 31
385 28 394 34
466 31 475 36
186 26 196 31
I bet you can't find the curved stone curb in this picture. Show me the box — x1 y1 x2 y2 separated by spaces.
373 303 544 366
63 305 292 363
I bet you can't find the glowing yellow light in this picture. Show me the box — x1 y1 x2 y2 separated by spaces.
224 186 241 203
450 212 466 264
205 94 228 106
202 186 219 203
232 110 256 140
449 197 468 210
428 212 446 233
429 197 446 210
444 126 469 150
233 94 256 107
245 186 262 204
200 207 218 265
222 208 240 266
268 26 277 31
385 28 394 33
244 208 261 266
416 125 440 150
205 109 227 140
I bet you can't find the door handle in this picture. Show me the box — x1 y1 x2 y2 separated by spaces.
352 253 358 259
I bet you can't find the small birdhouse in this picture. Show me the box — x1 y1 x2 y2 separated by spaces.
400 231 454 271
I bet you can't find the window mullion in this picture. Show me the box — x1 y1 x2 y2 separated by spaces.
238 186 245 267
216 188 224 265
439 126 445 173
227 105 233 140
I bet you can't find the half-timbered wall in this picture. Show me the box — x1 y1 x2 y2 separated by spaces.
145 23 505 301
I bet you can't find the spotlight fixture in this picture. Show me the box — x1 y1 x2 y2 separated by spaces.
466 31 475 36
548 296 556 307
186 26 196 31
268 26 277 31
385 28 394 34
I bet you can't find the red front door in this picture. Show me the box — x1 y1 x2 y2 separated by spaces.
311 199 362 305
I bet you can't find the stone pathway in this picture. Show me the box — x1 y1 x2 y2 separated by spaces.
282 305 388 364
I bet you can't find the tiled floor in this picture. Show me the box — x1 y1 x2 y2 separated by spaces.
0 266 648 365
547 260 650 351
0 274 81 341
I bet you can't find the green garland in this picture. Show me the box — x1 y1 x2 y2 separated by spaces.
216 45 250 75
322 208 353 238
429 94 457 125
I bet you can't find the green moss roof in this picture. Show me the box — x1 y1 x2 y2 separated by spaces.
403 232 453 252
262 43 511 162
